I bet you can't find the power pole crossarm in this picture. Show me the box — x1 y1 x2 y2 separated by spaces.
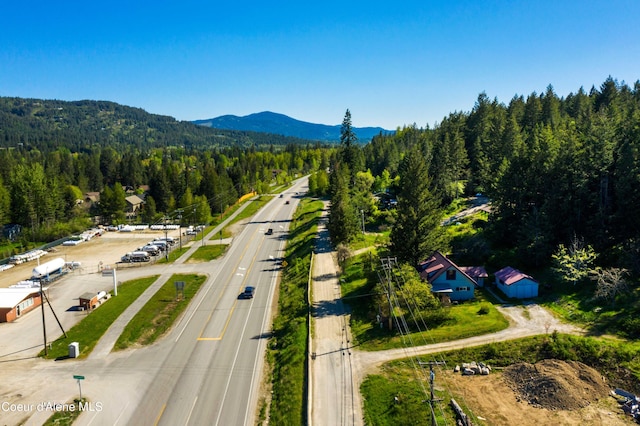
419 361 446 426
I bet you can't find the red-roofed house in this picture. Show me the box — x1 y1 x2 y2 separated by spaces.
418 251 478 302
495 266 539 298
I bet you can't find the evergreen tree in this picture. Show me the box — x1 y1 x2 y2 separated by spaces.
0 178 10 225
141 195 158 223
339 109 364 177
100 183 127 223
328 163 359 244
390 144 448 266
148 166 172 214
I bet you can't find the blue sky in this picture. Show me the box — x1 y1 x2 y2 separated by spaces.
1 1 639 129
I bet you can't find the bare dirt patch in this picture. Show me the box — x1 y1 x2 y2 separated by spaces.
447 359 631 425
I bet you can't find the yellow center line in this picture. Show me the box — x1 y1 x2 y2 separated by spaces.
153 403 166 426
197 223 269 341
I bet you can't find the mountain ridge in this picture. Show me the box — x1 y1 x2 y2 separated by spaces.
194 111 393 142
0 97 321 150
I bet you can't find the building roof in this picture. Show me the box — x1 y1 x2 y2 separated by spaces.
84 192 100 203
418 251 477 285
0 288 41 309
459 266 488 279
79 292 97 301
125 195 144 206
495 266 537 286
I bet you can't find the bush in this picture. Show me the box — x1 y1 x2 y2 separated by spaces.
477 303 491 315
620 316 640 339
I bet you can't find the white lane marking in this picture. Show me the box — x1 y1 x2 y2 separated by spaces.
184 396 198 426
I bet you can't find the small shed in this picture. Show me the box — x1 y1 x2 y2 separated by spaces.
495 266 539 298
79 292 99 311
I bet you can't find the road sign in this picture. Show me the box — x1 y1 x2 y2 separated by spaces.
73 375 85 380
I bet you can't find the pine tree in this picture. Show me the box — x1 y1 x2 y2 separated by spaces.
328 162 359 244
390 144 448 266
339 109 364 177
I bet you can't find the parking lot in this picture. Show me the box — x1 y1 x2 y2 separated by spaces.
0 229 182 289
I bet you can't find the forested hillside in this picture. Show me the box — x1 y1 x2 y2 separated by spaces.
0 97 333 243
0 97 316 151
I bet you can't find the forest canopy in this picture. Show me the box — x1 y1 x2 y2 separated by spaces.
0 97 333 242
332 77 640 273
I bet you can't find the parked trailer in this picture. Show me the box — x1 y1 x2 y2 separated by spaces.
121 252 150 263
32 257 66 278
157 237 177 245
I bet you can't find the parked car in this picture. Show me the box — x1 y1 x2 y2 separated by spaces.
238 286 255 299
140 245 160 256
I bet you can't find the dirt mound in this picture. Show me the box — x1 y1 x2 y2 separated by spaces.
503 359 610 410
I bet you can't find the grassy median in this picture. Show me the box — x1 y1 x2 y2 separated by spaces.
114 274 206 349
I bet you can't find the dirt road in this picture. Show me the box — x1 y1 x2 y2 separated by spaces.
310 210 362 425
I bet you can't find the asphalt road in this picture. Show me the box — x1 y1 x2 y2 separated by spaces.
0 179 307 426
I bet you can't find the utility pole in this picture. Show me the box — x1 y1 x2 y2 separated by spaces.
177 210 183 250
419 361 446 426
380 257 397 331
164 216 169 261
40 279 47 355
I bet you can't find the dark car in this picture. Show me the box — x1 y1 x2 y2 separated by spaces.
285 200 290 205
238 286 255 299
265 228 273 235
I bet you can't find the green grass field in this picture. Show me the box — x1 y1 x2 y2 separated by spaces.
187 244 228 262
41 276 159 359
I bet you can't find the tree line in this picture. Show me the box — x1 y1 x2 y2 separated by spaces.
0 97 334 243
328 77 640 279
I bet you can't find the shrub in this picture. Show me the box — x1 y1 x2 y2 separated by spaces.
477 303 491 315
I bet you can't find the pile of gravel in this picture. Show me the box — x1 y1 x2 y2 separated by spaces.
503 359 610 410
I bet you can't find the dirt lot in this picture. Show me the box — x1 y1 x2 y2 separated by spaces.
444 359 633 425
0 229 181 288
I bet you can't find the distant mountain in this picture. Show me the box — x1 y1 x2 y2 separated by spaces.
0 97 319 151
193 111 393 142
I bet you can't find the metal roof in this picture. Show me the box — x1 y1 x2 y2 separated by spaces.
0 288 42 309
